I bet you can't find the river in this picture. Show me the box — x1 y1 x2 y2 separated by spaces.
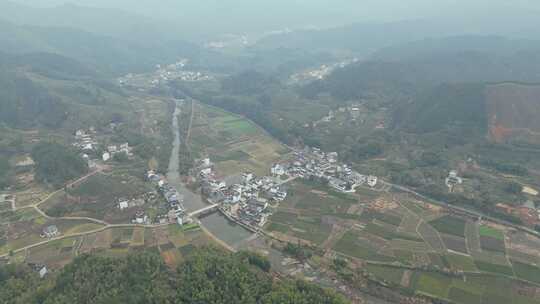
166 102 253 248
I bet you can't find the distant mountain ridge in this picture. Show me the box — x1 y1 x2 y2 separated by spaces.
0 19 201 75
0 1 177 42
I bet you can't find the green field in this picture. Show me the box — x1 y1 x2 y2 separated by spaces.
430 215 467 237
334 230 395 262
412 272 452 299
479 226 505 240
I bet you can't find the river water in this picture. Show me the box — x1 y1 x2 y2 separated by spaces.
166 102 253 247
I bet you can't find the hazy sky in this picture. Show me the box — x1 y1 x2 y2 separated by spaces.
7 0 540 37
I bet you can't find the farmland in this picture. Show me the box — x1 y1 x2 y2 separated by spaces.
189 102 288 177
263 180 540 303
6 224 215 268
0 208 106 255
40 173 154 223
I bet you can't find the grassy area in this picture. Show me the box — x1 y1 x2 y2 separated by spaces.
479 225 505 240
430 215 467 237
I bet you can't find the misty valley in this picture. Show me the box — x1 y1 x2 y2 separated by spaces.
2 1 540 304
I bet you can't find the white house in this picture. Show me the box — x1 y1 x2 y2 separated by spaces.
118 199 129 210
39 266 48 278
271 164 286 176
200 168 212 176
42 225 59 238
102 152 111 162
367 176 378 187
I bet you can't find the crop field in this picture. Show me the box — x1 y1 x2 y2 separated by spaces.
334 230 395 262
480 235 506 253
14 224 216 268
465 221 482 253
429 215 467 238
407 270 540 304
512 260 540 284
190 103 288 176
267 180 358 245
365 264 405 285
41 173 152 223
475 260 515 276
441 234 468 254
445 253 478 272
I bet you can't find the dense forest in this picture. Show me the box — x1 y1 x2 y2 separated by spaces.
31 142 88 188
0 71 67 129
0 248 347 304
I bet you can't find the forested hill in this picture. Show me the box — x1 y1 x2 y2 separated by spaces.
0 248 347 304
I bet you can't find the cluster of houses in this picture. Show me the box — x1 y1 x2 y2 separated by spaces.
118 59 212 89
41 225 59 238
74 128 98 152
274 147 378 193
146 170 186 225
102 143 132 162
445 170 463 190
116 192 155 211
197 158 287 229
73 128 133 165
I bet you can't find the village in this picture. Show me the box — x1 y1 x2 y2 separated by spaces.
117 59 213 89
191 146 381 232
72 127 134 168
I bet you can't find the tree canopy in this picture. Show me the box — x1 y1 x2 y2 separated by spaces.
31 142 88 188
0 248 347 304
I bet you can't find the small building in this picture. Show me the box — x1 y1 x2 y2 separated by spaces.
118 199 129 210
107 145 118 153
102 152 111 162
201 158 211 167
38 266 48 278
42 225 59 238
200 168 212 177
271 164 286 176
367 176 378 187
